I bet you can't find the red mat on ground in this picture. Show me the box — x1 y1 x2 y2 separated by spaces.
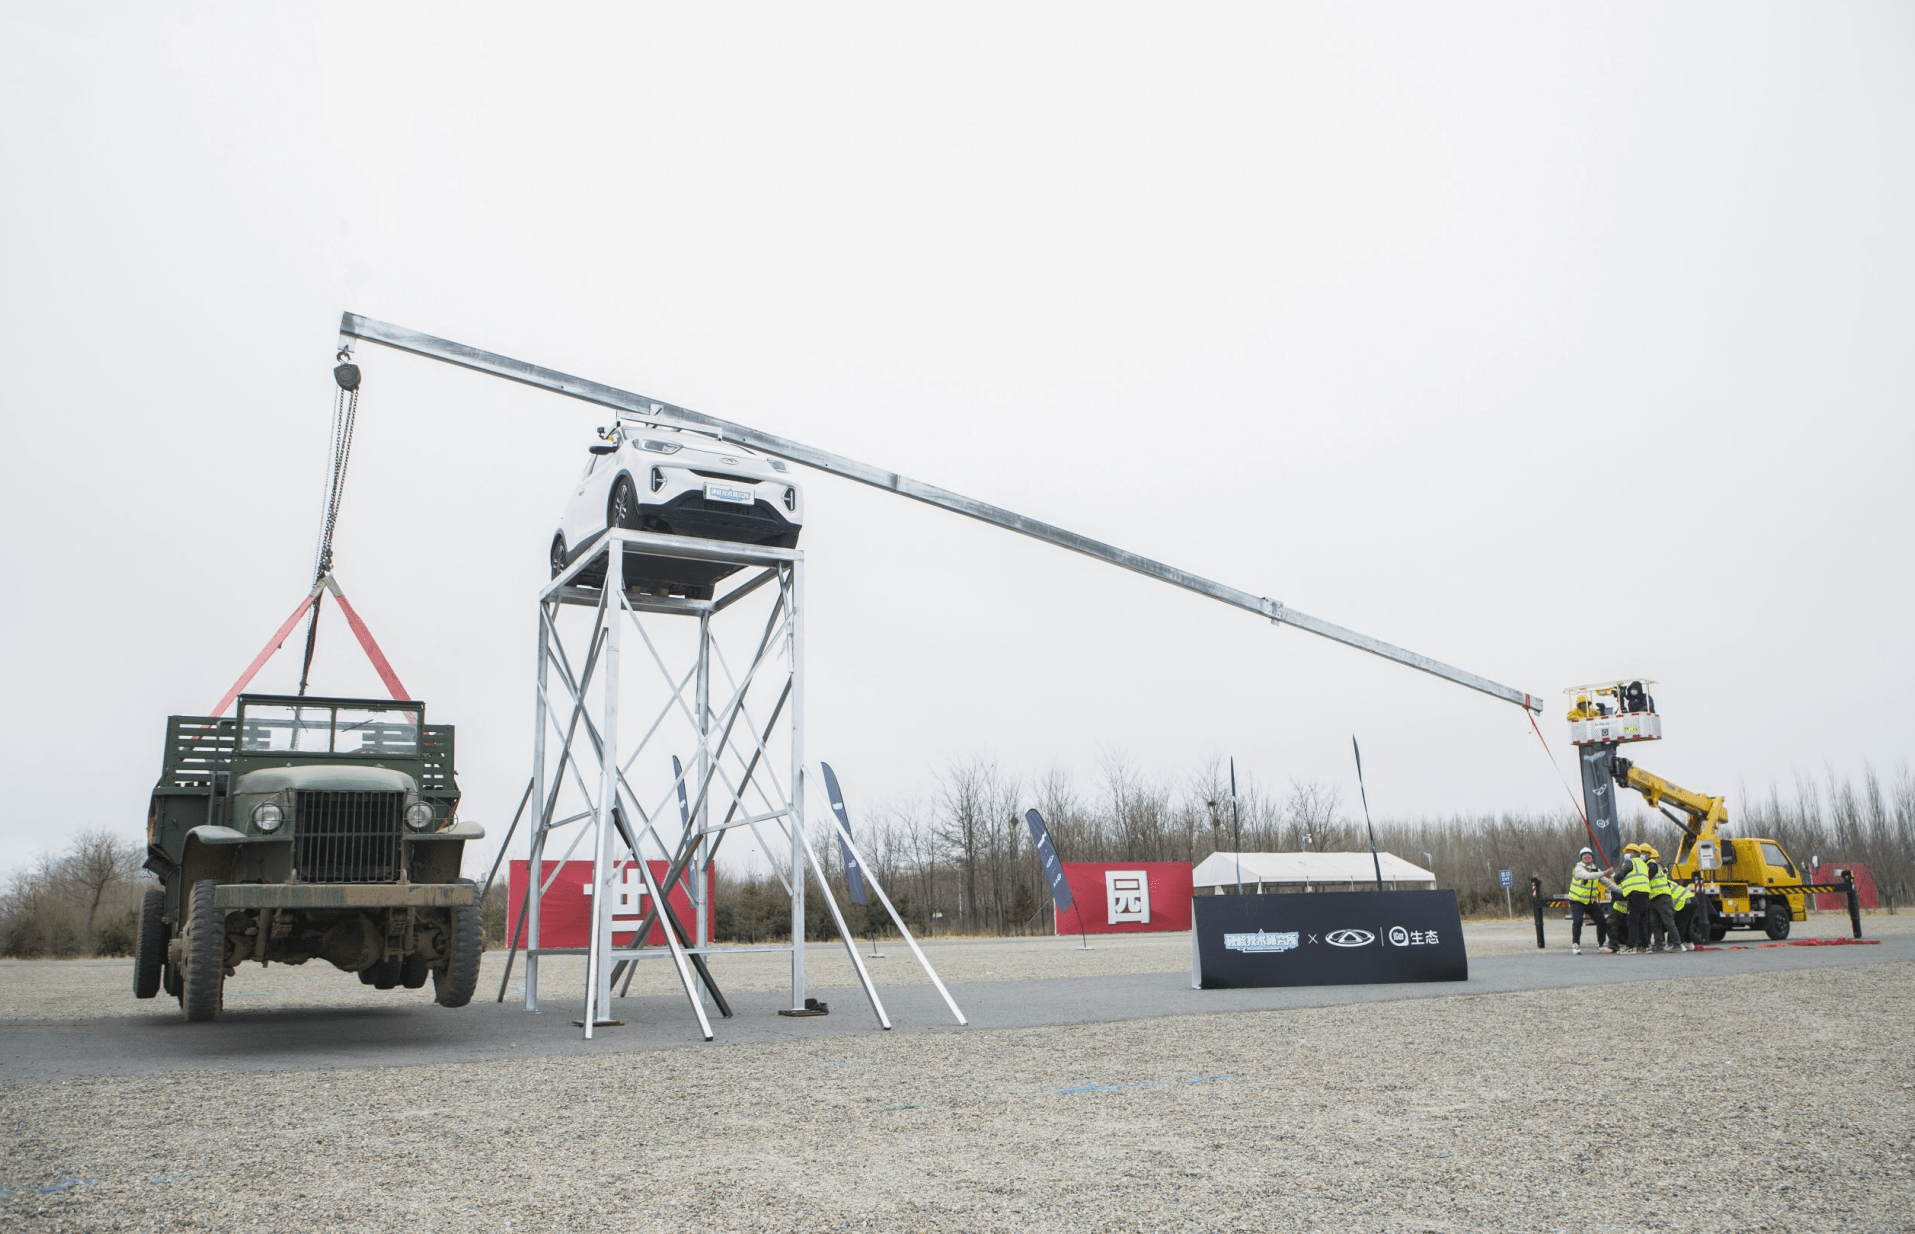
1694 937 1879 951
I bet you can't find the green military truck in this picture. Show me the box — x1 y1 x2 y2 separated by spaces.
136 693 485 1021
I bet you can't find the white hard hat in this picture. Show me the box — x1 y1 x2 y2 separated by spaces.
1579 847 1593 857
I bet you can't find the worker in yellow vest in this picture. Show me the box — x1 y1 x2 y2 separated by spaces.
1599 845 1634 954
1670 876 1699 951
1643 848 1680 953
1602 844 1653 954
1567 847 1608 954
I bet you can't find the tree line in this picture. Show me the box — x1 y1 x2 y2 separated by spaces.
5 760 1908 957
713 754 1915 940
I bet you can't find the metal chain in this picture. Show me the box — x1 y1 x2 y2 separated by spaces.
298 355 362 695
313 378 359 584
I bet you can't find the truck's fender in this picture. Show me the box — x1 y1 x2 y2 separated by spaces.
409 821 486 841
185 826 250 845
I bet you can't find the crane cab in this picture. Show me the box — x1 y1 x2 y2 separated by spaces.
1672 835 1808 941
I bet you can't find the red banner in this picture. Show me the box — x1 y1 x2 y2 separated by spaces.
1811 862 1878 912
1054 862 1193 935
507 859 715 948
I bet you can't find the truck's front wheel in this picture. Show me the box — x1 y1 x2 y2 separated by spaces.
435 880 482 1008
180 880 226 1023
133 887 166 999
1763 900 1791 940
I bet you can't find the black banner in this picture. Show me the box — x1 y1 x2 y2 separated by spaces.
1577 743 1622 867
1192 891 1468 989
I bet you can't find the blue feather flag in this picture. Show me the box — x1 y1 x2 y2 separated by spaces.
1024 808 1074 914
820 762 867 907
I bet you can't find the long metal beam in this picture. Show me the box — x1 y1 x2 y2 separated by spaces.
338 312 1542 712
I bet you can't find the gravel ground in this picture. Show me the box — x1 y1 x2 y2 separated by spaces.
4 911 1900 1021
2 925 1911 1231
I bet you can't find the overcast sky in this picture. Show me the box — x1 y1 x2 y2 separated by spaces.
3 4 1911 881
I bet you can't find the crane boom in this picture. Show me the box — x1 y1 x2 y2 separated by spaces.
1612 757 1728 842
338 311 1543 713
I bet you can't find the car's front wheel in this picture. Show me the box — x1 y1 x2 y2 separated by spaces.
550 533 567 579
609 475 638 530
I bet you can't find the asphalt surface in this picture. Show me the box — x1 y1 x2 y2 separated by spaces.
2 932 1903 1085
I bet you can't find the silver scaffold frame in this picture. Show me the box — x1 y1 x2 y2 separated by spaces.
517 526 906 1040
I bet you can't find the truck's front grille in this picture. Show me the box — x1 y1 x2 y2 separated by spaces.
295 791 403 883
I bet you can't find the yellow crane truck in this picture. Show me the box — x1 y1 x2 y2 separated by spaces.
1557 681 1861 944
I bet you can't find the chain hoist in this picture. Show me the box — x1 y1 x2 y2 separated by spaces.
296 352 363 696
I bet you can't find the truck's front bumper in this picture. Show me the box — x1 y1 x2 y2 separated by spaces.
213 883 478 910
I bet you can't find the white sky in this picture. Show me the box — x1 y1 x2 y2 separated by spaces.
3 4 1911 880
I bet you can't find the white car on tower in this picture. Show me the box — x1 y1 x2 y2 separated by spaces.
549 422 803 599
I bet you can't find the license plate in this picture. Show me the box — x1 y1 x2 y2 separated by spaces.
704 482 755 506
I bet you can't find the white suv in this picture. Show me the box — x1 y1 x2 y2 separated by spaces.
550 424 803 599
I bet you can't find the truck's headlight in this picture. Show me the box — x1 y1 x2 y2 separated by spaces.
405 802 435 831
253 802 284 833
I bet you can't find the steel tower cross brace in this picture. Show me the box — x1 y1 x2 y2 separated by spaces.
337 313 1545 713
522 527 895 1039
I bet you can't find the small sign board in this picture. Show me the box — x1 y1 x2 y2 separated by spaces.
1498 868 1513 888
1191 890 1468 989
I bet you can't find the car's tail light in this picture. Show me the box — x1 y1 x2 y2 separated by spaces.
784 486 796 511
651 467 665 493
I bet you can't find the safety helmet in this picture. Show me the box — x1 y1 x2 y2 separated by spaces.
1622 843 1640 854
1642 846 1659 859
1578 847 1594 858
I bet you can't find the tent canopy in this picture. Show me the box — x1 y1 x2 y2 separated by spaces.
1191 851 1435 890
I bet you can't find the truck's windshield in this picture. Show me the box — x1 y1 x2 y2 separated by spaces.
240 704 421 755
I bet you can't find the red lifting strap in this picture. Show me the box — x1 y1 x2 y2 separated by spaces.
208 574 410 714
320 576 410 702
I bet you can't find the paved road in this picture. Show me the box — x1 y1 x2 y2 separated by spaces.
2 935 1903 1085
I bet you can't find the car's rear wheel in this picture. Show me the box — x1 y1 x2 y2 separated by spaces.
180 880 225 1023
133 887 165 999
549 533 567 579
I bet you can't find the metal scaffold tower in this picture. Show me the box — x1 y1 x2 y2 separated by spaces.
517 526 918 1039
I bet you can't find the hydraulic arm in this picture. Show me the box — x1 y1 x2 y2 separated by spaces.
1611 756 1727 848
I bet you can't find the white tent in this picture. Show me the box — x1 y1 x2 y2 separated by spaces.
1191 851 1436 894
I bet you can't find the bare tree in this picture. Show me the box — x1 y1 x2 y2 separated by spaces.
936 757 997 931
1282 778 1346 850
63 831 141 954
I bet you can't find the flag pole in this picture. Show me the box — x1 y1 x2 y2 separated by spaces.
1352 736 1384 891
1230 758 1244 897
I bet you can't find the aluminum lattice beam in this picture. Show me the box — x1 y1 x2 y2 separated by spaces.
339 312 1543 712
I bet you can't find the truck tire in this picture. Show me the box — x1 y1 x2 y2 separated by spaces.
1763 900 1791 940
369 958 402 990
133 887 166 999
435 879 482 1008
180 880 226 1023
400 953 430 989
